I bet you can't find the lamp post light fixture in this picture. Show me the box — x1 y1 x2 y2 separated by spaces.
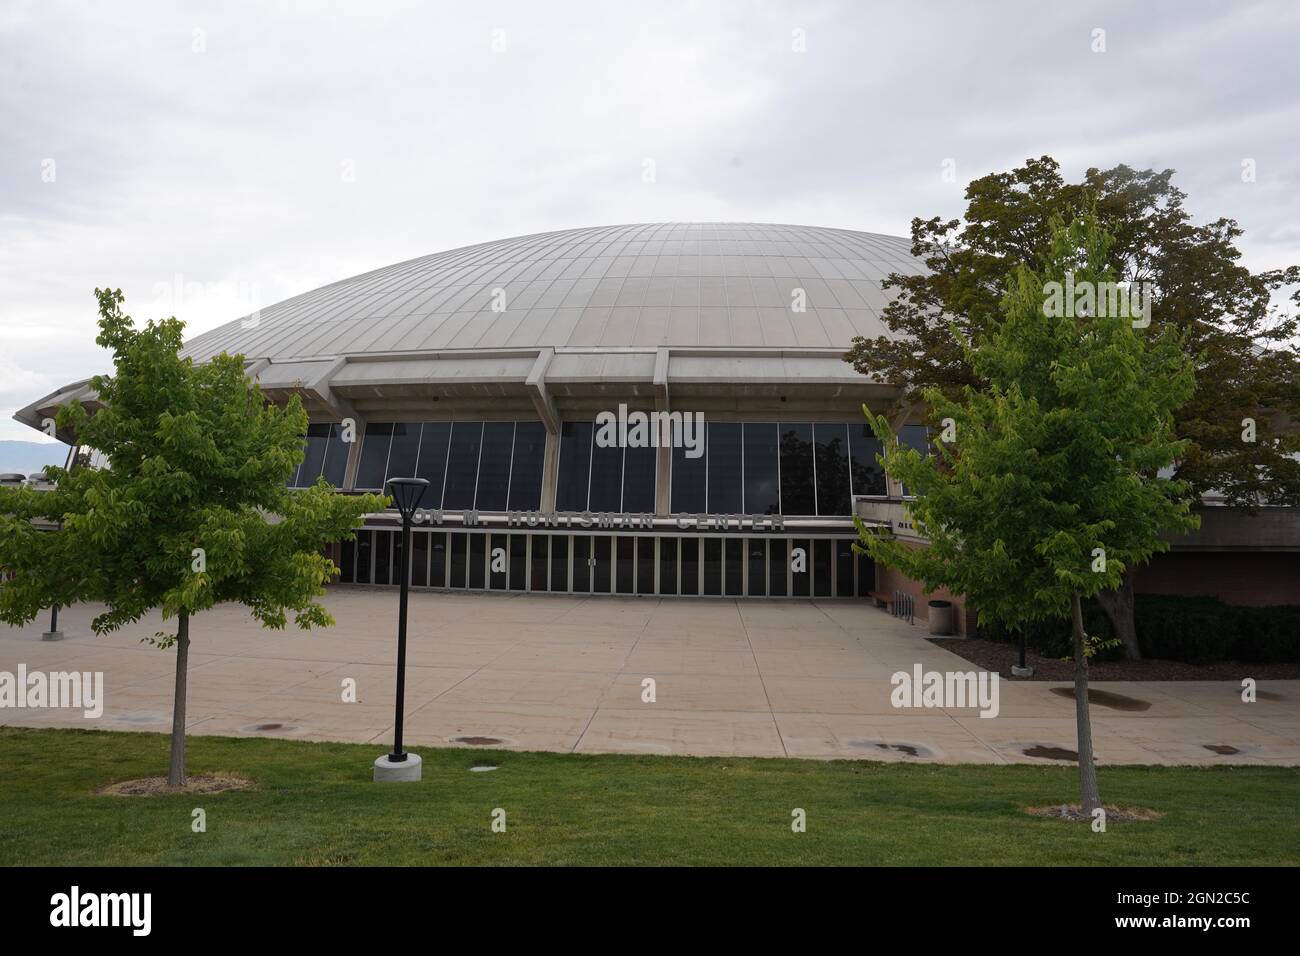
373 476 429 783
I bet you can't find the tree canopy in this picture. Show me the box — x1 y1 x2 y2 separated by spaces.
847 156 1299 509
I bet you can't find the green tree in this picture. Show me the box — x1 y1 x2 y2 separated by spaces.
0 290 386 785
847 156 1299 658
856 213 1198 811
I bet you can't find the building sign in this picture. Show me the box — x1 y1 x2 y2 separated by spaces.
409 509 788 532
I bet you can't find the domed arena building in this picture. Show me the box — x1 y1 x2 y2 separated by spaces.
16 222 1299 627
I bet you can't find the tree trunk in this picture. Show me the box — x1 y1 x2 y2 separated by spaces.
1095 571 1140 661
1070 593 1102 814
168 611 190 787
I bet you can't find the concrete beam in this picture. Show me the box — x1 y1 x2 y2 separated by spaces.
526 348 561 435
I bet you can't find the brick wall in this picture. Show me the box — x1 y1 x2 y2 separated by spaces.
873 544 976 636
1135 551 1300 606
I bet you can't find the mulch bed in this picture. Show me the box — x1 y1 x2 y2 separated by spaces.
930 638 1299 681
97 773 254 797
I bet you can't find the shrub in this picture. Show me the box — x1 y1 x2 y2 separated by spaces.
979 595 1299 664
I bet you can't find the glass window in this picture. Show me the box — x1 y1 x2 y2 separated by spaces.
295 423 331 487
836 539 855 597
659 537 678 595
724 538 744 596
671 439 707 514
549 534 568 592
508 422 546 511
443 422 483 510
702 538 723 595
769 538 788 596
385 423 422 486
589 439 623 512
430 532 448 587
636 537 655 594
475 422 515 512
747 538 767 596
593 536 612 592
488 532 509 589
509 534 527 590
707 423 743 514
742 422 780 515
416 422 451 508
340 538 356 582
355 423 394 491
321 423 349 488
468 533 486 589
556 421 593 511
531 535 549 591
355 531 373 584
412 532 429 587
791 537 811 596
622 442 656 513
616 536 634 593
449 532 467 588
374 530 393 586
680 537 700 595
848 424 885 497
814 423 851 516
813 539 833 597
572 535 591 592
779 424 816 516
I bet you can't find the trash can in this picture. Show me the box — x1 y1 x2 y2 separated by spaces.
928 600 953 636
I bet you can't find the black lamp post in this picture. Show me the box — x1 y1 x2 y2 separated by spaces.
384 477 428 766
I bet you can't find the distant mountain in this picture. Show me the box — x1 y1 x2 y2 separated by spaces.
0 440 71 477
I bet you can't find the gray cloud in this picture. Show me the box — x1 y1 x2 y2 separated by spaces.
2 0 1297 439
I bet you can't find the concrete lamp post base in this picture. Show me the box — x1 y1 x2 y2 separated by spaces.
1011 664 1035 678
41 631 64 642
374 753 422 782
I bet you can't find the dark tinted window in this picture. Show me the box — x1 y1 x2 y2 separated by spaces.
742 422 780 515
779 424 816 515
356 423 393 490
508 422 546 511
475 422 515 511
556 421 593 511
671 440 707 513
706 423 743 514
385 423 422 486
814 423 851 516
848 424 885 497
622 442 656 513
415 422 451 507
321 423 349 487
443 422 483 510
295 423 331 486
589 438 623 512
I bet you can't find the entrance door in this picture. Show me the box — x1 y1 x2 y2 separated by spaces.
592 535 613 593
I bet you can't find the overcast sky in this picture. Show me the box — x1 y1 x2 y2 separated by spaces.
2 0 1297 442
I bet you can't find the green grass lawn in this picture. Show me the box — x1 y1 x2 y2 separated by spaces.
1 726 1296 866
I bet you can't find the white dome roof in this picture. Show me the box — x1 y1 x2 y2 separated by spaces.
182 222 922 363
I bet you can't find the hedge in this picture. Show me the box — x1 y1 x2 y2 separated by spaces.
983 595 1299 664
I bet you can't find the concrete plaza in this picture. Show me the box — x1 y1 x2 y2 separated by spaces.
1 589 1296 765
